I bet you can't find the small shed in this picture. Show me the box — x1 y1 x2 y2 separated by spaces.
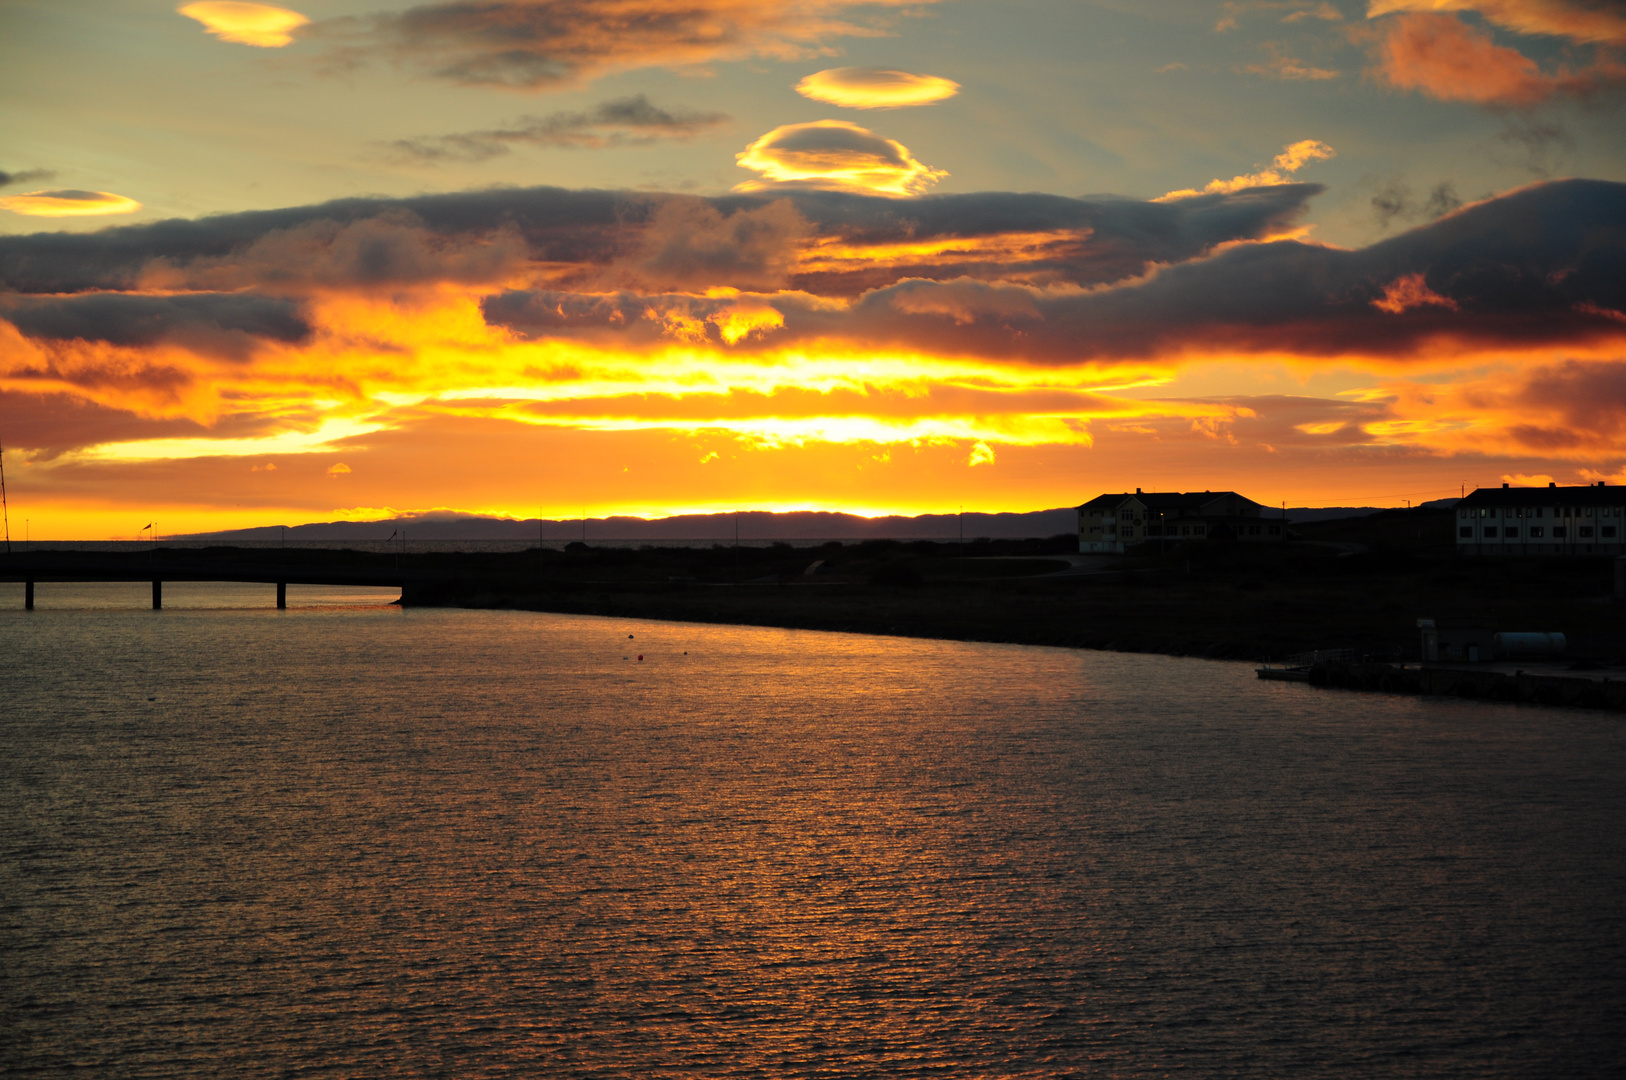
1417 618 1496 663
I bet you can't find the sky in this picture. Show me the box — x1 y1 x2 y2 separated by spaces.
1 0 1624 537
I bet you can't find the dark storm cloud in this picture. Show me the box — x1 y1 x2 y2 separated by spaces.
2 293 311 357
387 95 729 162
0 169 57 188
0 183 1322 295
812 179 1626 362
0 188 631 293
483 180 1626 364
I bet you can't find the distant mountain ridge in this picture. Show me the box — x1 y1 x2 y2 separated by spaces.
178 501 1456 543
180 508 1081 543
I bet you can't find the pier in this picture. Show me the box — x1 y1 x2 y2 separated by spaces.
2 551 407 609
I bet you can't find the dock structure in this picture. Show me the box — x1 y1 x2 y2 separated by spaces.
1260 657 1626 711
2 552 406 610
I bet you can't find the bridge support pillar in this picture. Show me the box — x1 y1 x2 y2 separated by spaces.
25 581 33 610
152 580 162 610
277 582 286 609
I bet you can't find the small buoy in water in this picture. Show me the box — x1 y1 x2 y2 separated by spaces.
628 634 634 639
638 654 644 661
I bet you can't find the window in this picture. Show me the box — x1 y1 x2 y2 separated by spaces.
1459 508 1468 518
1554 526 1567 538
1531 526 1545 538
1606 526 1618 538
1484 527 1497 538
1268 525 1281 535
1581 526 1595 538
1505 527 1519 538
1460 527 1473 538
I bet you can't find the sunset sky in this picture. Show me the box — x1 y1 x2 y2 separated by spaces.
2 0 1625 536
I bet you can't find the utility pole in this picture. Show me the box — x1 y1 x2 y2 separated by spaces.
0 432 10 555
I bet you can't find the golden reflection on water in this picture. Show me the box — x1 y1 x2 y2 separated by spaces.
1 603 1624 1075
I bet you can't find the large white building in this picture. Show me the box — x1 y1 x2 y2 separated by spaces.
1457 482 1626 556
1077 489 1284 554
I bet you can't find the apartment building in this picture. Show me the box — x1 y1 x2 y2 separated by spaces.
1456 482 1625 555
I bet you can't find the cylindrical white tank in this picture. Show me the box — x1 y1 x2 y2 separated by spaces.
1493 632 1566 655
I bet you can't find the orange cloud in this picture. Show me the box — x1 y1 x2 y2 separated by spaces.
0 190 142 217
1217 1 1344 32
734 121 947 197
1370 11 1626 104
316 0 942 90
1367 1 1626 45
1158 140 1334 201
1240 43 1342 80
1372 273 1459 313
795 67 961 108
179 2 310 48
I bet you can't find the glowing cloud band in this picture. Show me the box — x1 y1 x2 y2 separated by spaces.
735 121 947 196
795 67 961 108
178 1 309 47
0 190 142 217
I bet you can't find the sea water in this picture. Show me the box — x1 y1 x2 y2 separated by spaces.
2 583 1624 1077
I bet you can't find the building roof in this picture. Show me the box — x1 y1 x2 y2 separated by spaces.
1078 490 1264 513
1459 483 1620 508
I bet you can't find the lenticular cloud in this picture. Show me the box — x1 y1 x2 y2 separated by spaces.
795 67 961 108
734 121 948 196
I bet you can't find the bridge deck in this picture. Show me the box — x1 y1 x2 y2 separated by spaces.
1 555 410 609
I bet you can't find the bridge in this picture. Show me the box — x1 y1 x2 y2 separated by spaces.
1 551 409 609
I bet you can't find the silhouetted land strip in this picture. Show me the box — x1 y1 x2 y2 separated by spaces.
11 508 1626 664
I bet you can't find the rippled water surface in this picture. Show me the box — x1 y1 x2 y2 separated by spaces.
3 584 1624 1077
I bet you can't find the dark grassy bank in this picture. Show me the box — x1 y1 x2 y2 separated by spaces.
10 507 1624 661
408 508 1626 661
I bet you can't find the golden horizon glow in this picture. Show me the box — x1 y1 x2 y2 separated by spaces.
177 2 309 48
